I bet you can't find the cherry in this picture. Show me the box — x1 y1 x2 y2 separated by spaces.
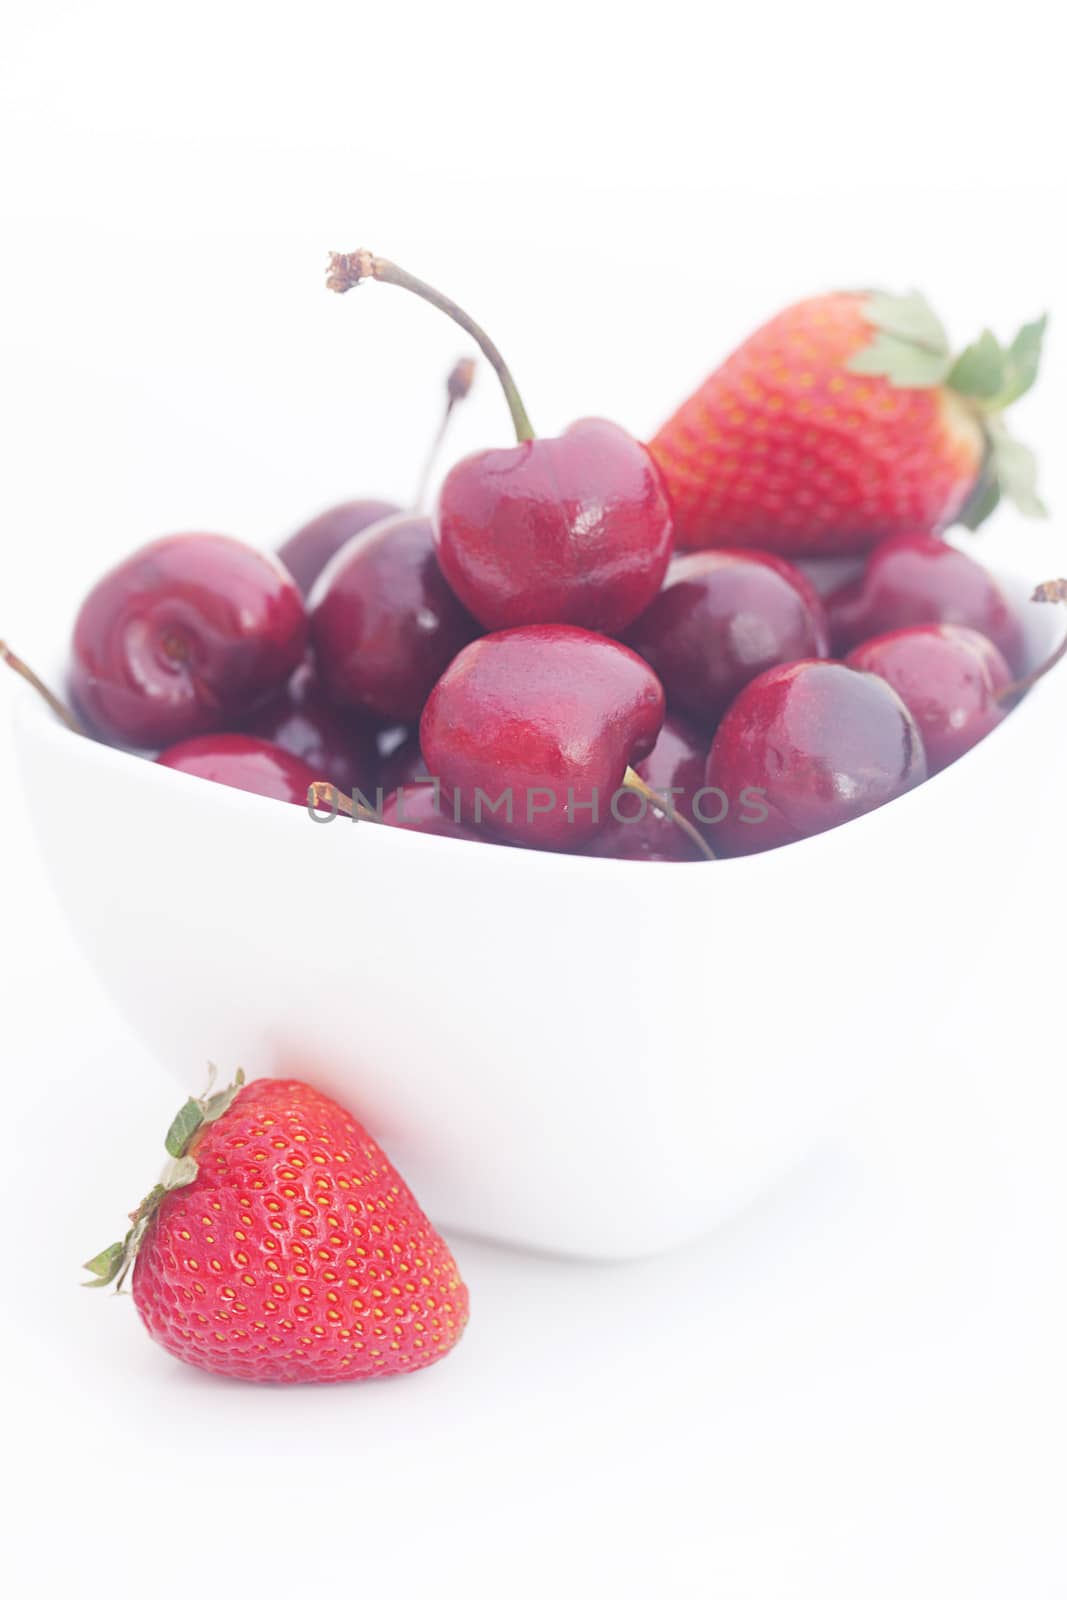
627 550 829 730
309 513 480 724
70 534 307 749
705 660 927 856
242 658 377 793
276 357 477 596
583 714 711 861
327 250 673 633
845 625 1011 774
419 624 712 856
826 533 1024 669
381 783 484 843
156 733 325 806
277 499 400 597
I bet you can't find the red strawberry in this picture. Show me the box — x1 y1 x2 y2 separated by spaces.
85 1071 469 1382
650 291 1047 556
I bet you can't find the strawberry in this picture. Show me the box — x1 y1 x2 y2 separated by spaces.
85 1071 469 1382
650 291 1047 557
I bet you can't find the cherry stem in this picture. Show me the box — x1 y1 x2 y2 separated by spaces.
622 768 716 862
307 781 382 825
996 579 1067 703
327 250 535 445
0 640 85 735
413 357 476 511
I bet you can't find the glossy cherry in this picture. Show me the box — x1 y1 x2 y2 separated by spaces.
845 625 1012 774
705 660 927 856
309 513 480 724
242 658 377 793
156 733 324 806
583 714 711 861
627 550 829 730
71 534 307 748
277 499 400 597
420 625 669 850
327 250 673 633
826 533 1024 670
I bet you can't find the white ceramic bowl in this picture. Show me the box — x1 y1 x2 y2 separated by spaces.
13 568 1067 1258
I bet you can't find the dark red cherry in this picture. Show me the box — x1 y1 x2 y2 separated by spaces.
156 733 323 806
705 660 927 856
326 251 673 633
381 783 483 843
583 714 711 862
435 417 673 632
309 514 479 724
71 534 306 749
420 625 666 850
627 550 829 729
277 499 399 596
827 533 1024 669
242 659 377 793
844 624 1011 774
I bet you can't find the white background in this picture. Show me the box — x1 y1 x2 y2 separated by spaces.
1 3 1065 1594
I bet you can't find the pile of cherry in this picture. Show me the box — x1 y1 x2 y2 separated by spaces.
6 253 1062 863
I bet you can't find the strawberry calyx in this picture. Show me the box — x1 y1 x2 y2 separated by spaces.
847 290 1048 527
83 1066 246 1291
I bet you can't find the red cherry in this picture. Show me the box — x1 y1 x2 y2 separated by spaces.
156 733 323 805
242 659 377 793
309 514 479 724
420 625 667 850
705 660 927 856
435 418 673 631
381 783 483 843
627 550 829 729
583 714 711 861
71 534 306 749
326 251 673 633
827 533 1024 669
844 624 1011 775
277 499 400 597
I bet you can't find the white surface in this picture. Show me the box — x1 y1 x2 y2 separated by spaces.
2 2 1066 1594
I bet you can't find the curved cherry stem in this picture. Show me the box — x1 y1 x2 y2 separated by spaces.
0 640 85 735
307 781 383 826
327 250 535 444
996 579 1067 703
622 767 716 862
413 357 476 511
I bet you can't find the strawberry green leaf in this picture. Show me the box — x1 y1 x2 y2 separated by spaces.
947 330 1007 400
83 1241 126 1287
987 419 1047 518
862 290 950 355
159 1155 199 1192
201 1067 246 1128
993 314 1048 409
848 335 952 389
958 470 1002 531
164 1098 204 1158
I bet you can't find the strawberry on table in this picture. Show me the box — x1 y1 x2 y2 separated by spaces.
85 1070 469 1382
650 291 1047 556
